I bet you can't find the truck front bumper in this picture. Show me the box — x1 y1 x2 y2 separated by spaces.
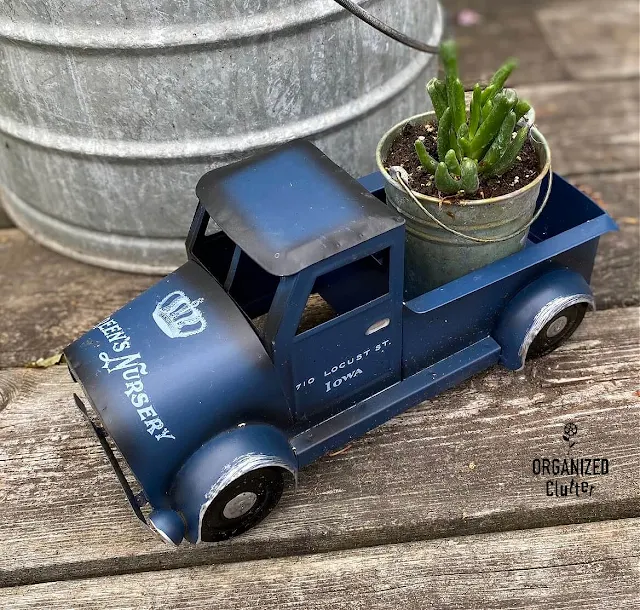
72 392 147 525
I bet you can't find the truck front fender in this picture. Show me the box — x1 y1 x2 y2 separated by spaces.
169 424 297 544
494 269 594 370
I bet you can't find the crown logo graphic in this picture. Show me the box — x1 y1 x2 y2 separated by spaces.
152 291 207 339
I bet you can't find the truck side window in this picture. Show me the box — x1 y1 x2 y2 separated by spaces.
296 248 390 335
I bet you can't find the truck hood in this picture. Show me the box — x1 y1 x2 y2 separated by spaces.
65 261 288 506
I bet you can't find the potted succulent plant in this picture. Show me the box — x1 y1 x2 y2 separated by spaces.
376 40 551 297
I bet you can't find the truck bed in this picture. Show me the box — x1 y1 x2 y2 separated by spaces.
359 172 617 376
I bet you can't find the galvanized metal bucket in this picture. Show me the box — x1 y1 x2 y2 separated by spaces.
376 111 551 297
0 0 443 273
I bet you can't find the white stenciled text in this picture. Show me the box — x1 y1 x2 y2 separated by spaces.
97 318 175 441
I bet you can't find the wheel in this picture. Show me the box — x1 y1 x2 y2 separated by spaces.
200 467 284 542
527 303 588 360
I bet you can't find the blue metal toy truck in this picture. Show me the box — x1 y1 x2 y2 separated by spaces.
65 140 616 546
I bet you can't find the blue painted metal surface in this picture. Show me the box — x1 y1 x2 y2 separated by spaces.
269 231 405 425
195 140 403 276
65 260 291 509
64 141 617 545
291 336 501 467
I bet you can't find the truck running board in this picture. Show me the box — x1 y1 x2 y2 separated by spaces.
291 336 501 467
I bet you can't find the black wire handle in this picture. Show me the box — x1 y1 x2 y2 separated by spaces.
331 0 440 53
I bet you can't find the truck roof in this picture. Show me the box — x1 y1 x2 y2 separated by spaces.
195 140 403 276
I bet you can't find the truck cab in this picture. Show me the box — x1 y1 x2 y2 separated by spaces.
65 140 615 547
189 140 405 425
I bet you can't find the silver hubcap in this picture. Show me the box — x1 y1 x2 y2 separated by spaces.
223 491 258 519
546 315 568 338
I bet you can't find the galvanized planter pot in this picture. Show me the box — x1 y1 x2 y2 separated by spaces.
0 0 443 273
376 111 551 297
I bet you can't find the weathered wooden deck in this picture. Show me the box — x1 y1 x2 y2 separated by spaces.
1 0 639 607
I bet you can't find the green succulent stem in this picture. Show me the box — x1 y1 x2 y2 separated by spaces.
435 157 479 196
480 84 497 106
440 40 465 132
448 77 466 132
426 78 448 121
414 139 438 174
479 110 517 175
435 162 461 195
481 99 493 123
445 149 461 176
458 124 472 157
515 99 532 121
469 84 482 138
437 107 453 162
450 126 463 161
488 124 529 177
480 58 518 106
439 40 459 79
489 58 518 90
460 158 480 194
459 136 472 158
469 89 518 159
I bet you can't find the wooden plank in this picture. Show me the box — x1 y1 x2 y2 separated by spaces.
537 0 640 80
521 79 639 176
0 229 157 368
0 207 11 229
572 172 640 309
445 0 639 87
450 2 569 88
1 518 638 609
2 169 637 369
0 307 638 587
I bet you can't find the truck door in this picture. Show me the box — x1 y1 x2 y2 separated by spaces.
277 241 403 422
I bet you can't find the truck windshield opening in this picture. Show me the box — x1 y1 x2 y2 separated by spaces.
191 218 279 334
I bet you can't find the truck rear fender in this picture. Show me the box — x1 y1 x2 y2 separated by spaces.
170 424 298 544
494 269 594 370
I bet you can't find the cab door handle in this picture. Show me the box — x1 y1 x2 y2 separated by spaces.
365 318 390 335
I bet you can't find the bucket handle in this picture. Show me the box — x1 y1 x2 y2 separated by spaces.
388 166 553 244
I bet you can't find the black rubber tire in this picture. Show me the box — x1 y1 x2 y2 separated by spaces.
200 467 284 542
527 303 588 360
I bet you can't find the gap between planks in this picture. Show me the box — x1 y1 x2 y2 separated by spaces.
0 307 638 587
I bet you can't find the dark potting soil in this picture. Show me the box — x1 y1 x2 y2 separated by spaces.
383 120 541 202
